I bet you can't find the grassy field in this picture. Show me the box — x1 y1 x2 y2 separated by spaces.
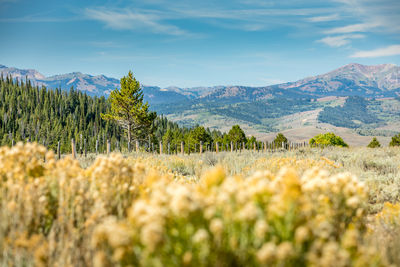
1 143 400 266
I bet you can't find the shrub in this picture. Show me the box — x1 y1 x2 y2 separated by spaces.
0 142 392 266
389 133 400 147
368 137 381 148
309 132 348 147
93 167 382 266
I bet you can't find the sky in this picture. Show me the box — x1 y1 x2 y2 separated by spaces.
0 0 400 88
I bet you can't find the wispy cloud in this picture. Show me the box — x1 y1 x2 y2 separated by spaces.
88 41 125 48
84 4 334 35
330 0 400 33
85 8 187 36
318 34 364 47
350 45 400 58
313 0 400 50
171 7 333 20
307 14 340 22
0 15 79 23
324 22 379 34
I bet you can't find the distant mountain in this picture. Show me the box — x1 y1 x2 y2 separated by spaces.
142 86 190 104
201 63 400 101
0 65 120 96
280 63 400 97
0 64 45 80
200 85 311 102
43 72 120 95
1 63 399 101
166 86 223 98
0 65 215 102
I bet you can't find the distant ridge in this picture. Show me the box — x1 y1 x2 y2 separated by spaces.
282 63 400 95
1 63 399 102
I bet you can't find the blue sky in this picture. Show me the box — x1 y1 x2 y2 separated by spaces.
0 0 400 87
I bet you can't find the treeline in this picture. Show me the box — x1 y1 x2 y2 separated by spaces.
0 75 265 153
0 75 125 152
0 75 190 152
160 124 268 153
318 96 381 128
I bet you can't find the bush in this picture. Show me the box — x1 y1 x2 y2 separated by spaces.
309 132 348 147
368 137 381 148
389 134 400 147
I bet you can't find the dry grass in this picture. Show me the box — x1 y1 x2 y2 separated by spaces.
1 143 399 266
79 147 400 213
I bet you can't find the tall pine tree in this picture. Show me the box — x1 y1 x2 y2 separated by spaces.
101 71 156 144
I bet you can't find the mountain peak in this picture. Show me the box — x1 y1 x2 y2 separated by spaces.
344 62 363 67
340 62 397 70
285 62 400 95
0 65 46 80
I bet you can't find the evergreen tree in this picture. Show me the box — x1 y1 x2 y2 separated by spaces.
186 126 212 151
247 136 257 147
101 71 156 143
228 125 247 144
162 128 184 153
274 133 288 147
367 137 381 148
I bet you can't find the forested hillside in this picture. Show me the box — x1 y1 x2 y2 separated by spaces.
0 76 197 153
318 96 381 128
0 75 265 153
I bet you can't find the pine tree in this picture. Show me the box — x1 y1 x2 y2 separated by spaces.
101 71 156 143
274 133 288 147
228 125 247 144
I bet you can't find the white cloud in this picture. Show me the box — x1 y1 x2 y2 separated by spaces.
85 8 187 36
0 15 79 23
318 34 364 47
315 0 400 49
308 14 340 22
174 7 332 20
330 0 400 33
324 22 379 34
350 45 400 58
84 3 335 34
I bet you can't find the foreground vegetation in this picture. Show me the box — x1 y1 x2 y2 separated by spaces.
1 143 400 266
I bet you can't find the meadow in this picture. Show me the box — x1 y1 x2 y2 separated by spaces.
1 142 400 266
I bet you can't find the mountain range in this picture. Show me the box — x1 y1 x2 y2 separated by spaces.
0 64 120 96
1 63 400 145
1 63 400 101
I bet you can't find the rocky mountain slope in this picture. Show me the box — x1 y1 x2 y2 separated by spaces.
202 63 400 101
281 63 400 97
